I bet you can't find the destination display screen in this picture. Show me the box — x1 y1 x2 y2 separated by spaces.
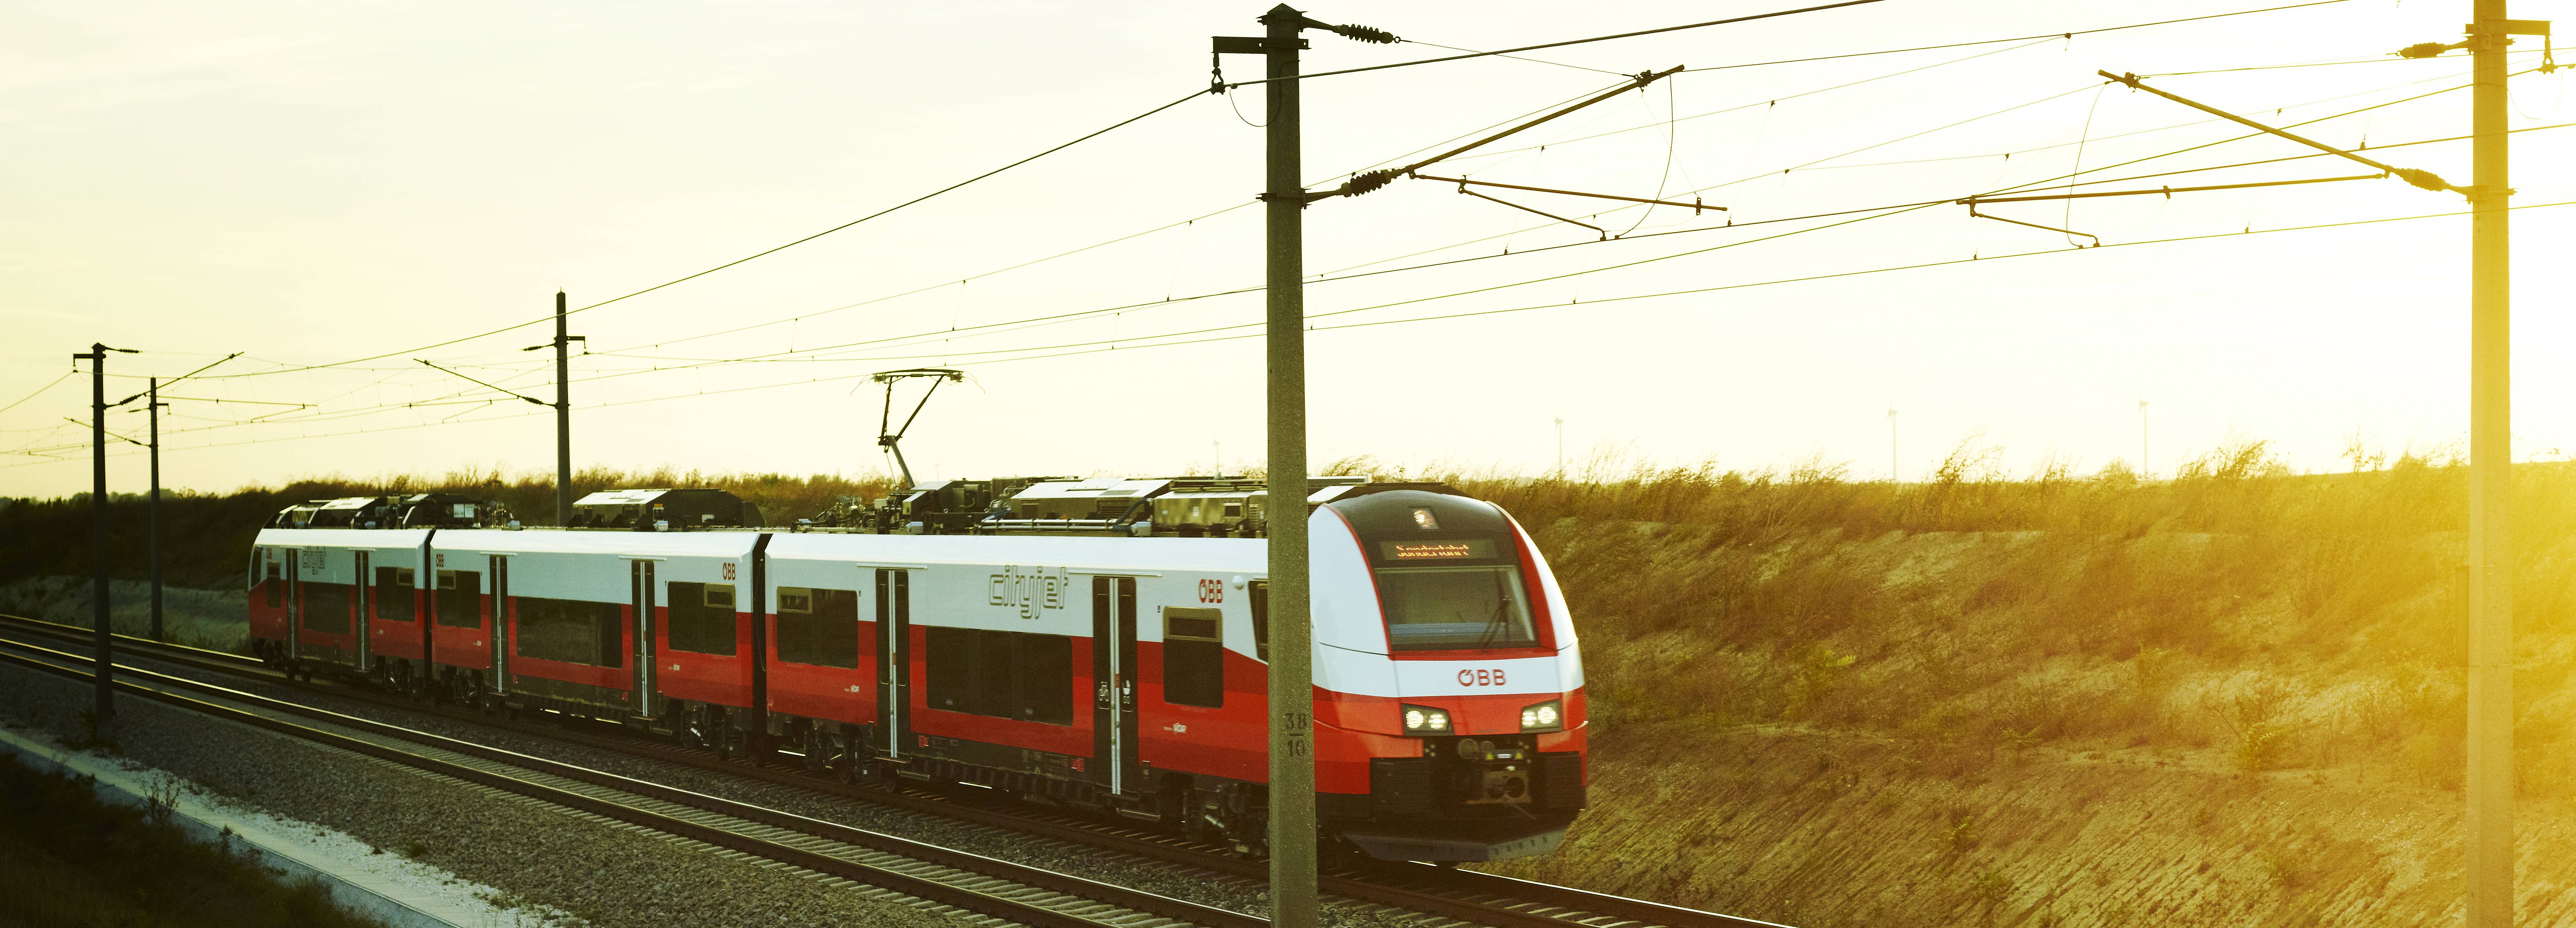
1381 539 1501 561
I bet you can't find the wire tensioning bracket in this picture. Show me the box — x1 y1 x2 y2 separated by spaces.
1967 206 2099 248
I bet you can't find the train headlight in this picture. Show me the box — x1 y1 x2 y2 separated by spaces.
1519 699 1564 732
1401 704 1451 733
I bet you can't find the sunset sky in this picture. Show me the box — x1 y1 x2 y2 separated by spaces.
5 0 2571 498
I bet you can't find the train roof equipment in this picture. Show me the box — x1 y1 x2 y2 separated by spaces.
568 488 761 531
269 493 493 530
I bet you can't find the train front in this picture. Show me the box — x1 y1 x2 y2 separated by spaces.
1308 486 1586 861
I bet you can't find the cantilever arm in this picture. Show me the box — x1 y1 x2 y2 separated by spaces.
415 359 547 406
1311 66 1686 201
2098 71 2462 196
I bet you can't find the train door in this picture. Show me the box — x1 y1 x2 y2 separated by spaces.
1090 576 1139 794
488 555 510 695
875 569 910 758
416 544 434 671
353 550 371 671
630 559 657 717
285 548 303 663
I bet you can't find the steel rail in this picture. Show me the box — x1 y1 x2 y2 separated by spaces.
0 634 1257 928
0 612 1776 928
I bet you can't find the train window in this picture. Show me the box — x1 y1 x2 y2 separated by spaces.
1375 566 1538 652
264 562 282 608
1162 607 1224 708
924 626 971 712
302 583 352 635
373 567 416 622
777 587 858 668
1016 634 1072 725
515 597 624 667
924 627 1072 725
665 582 738 656
1248 581 1268 661
434 570 483 628
968 629 1017 717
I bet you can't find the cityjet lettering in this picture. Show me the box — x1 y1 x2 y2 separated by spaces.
987 565 1070 620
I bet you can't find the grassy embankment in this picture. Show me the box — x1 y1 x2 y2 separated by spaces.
1426 441 2576 928
0 751 384 927
7 450 2575 925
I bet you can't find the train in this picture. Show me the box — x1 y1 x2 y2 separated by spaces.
247 477 1586 862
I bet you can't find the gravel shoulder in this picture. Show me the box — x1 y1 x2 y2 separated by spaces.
53 639 1286 918
0 660 986 928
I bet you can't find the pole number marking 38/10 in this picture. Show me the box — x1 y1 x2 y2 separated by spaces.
1197 579 1225 603
1457 668 1507 687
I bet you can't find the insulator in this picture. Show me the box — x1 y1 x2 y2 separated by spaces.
1343 169 1400 197
1333 23 1399 44
2392 166 2453 193
2395 42 2452 59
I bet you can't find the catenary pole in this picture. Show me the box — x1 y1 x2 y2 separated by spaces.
1260 5 1317 927
555 290 575 525
76 344 113 740
2139 399 2150 479
2465 2 2515 924
149 378 164 642
1886 408 1898 482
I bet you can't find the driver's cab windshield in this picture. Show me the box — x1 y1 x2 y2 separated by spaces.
1377 561 1538 651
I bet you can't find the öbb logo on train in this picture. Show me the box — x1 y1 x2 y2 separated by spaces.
1197 578 1224 603
1457 668 1507 687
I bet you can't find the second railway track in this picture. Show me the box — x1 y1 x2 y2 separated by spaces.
0 612 1784 928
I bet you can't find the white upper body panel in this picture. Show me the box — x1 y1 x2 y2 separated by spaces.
254 528 433 552
254 528 434 588
763 531 1265 575
430 529 758 601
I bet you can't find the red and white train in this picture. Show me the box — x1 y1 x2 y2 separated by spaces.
248 478 1586 861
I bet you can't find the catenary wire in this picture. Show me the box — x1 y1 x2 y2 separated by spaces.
194 87 1212 381
0 373 75 416
1223 0 1891 88
1445 37 2063 165
571 80 1648 361
1320 62 2500 277
37 57 2521 442
24 196 2561 469
120 73 2527 440
1675 0 2358 75
192 2 2358 381
588 38 2134 370
1396 38 1630 76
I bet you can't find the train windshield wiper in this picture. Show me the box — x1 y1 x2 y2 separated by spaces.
1472 571 1516 651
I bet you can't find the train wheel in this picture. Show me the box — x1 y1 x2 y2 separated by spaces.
801 727 829 775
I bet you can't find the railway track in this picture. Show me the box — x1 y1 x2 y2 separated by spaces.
0 634 1256 928
0 612 1786 928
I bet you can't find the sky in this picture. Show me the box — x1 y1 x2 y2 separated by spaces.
4 0 2573 498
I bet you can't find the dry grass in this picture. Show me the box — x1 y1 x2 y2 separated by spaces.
1365 440 2576 801
1391 439 2576 926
